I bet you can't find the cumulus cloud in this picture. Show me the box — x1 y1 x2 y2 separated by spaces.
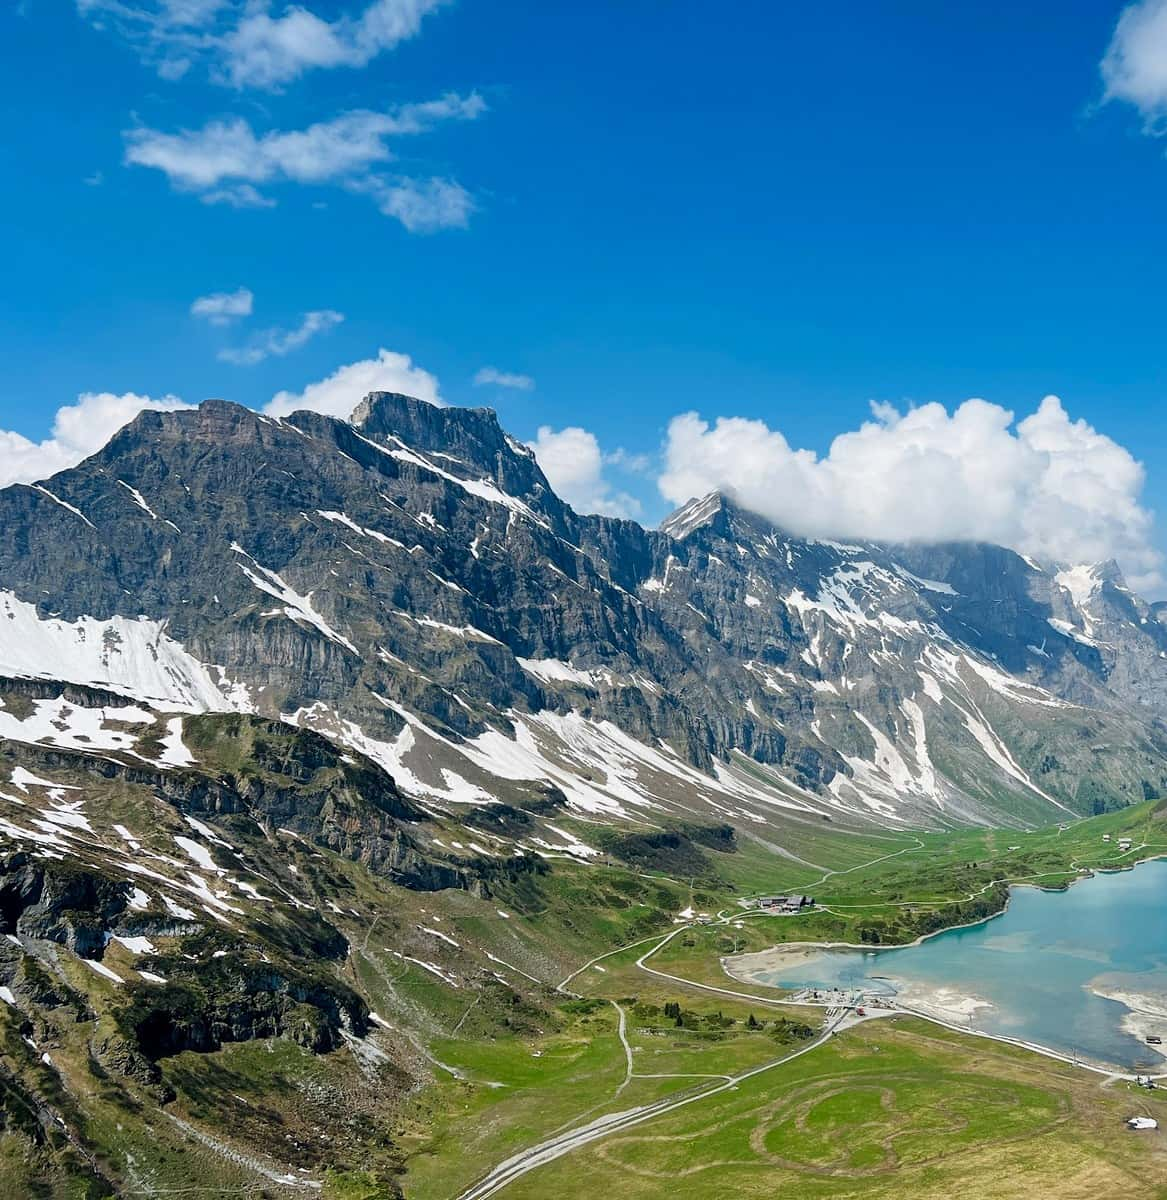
527 426 642 520
474 366 535 391
659 396 1164 592
220 0 447 89
124 98 482 187
190 285 253 324
76 0 445 90
219 309 344 366
1102 0 1167 128
265 347 444 418
0 391 192 489
354 176 475 233
123 94 485 227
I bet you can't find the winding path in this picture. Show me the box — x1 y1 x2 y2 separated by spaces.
458 833 1167 1198
454 1009 853 1200
458 837 932 1199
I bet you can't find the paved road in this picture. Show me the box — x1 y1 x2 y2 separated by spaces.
458 839 932 1199
459 833 1161 1198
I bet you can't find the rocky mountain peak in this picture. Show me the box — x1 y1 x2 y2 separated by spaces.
659 491 731 540
350 390 554 509
100 399 276 470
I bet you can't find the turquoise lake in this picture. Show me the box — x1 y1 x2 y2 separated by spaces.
746 859 1167 1071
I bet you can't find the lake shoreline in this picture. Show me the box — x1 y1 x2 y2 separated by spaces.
1087 984 1167 1062
724 851 1167 1074
729 844 1167 970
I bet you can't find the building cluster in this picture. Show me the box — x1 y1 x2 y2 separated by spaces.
756 894 814 913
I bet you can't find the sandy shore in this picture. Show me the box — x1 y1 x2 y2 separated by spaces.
1088 985 1167 1061
723 943 830 980
891 981 994 1026
723 945 995 1027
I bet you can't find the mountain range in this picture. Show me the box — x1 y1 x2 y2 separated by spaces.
3 391 1166 837
1 390 1166 1195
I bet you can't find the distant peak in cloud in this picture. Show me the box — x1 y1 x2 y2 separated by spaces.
0 346 445 485
659 395 1164 594
190 286 253 324
474 366 535 391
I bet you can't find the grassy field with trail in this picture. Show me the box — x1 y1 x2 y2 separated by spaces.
399 800 1167 1198
491 1019 1167 1200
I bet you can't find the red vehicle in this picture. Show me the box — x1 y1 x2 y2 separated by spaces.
856 1006 866 1016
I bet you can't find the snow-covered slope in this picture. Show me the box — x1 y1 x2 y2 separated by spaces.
0 591 247 712
0 393 1164 833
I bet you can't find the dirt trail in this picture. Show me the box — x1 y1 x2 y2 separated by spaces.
454 1011 852 1200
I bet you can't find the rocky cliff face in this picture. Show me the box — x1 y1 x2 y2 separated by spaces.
0 391 1164 835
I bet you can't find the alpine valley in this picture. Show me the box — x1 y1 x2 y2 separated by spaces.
2 391 1167 1200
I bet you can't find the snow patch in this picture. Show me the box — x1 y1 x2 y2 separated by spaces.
117 481 159 520
158 716 197 766
1055 564 1101 609
232 546 359 655
1047 617 1100 649
893 565 958 596
82 959 123 984
113 935 157 955
174 836 220 872
0 591 242 712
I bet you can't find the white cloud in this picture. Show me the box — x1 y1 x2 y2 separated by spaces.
266 347 444 418
527 426 642 520
659 396 1164 593
0 391 192 489
76 0 445 90
219 309 344 366
75 0 228 81
474 366 535 391
606 446 652 473
353 175 475 232
190 285 253 324
161 0 229 26
201 183 276 209
1102 0 1167 128
123 95 484 225
220 0 447 89
125 110 393 187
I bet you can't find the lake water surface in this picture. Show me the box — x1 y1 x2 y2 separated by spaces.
745 859 1167 1071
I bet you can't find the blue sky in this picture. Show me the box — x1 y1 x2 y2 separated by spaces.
4 1 1167 587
